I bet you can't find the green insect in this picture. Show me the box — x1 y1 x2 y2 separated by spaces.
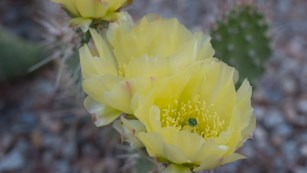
188 118 197 127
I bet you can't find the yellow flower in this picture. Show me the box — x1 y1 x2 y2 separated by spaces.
126 58 255 172
79 13 214 126
53 0 132 31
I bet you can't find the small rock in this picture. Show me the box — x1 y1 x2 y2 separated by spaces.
61 140 76 160
299 65 307 91
0 141 28 171
294 167 307 173
283 100 298 122
0 151 24 171
55 160 69 173
273 157 287 173
254 127 269 149
12 112 38 133
272 135 284 146
254 106 266 121
273 122 292 138
300 144 307 157
282 140 298 162
263 108 284 129
297 97 307 114
265 83 283 104
281 75 297 95
241 141 255 157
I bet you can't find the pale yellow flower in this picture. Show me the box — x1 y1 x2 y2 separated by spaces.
79 13 214 127
53 0 131 31
123 58 255 172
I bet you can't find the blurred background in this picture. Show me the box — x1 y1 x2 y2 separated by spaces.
0 0 307 173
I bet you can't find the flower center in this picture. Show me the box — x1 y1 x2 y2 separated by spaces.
160 96 225 139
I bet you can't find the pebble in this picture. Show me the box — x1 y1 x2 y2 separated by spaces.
61 140 76 160
0 150 24 171
281 75 297 95
294 167 307 173
299 144 307 157
273 157 287 173
0 141 28 171
254 106 266 121
297 97 307 114
272 122 292 138
299 65 307 91
55 160 69 173
282 140 298 162
283 100 298 122
254 127 269 150
263 108 284 129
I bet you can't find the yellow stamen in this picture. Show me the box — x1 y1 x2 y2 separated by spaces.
160 95 225 139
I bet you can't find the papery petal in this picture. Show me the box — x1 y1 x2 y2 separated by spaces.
112 117 145 148
84 97 121 126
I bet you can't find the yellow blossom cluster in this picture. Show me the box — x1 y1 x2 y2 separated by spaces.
54 0 255 172
80 14 255 172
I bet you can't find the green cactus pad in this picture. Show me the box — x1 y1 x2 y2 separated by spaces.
211 5 271 85
0 27 46 82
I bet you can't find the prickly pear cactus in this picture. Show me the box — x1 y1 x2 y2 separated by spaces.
0 27 46 82
65 52 84 99
211 5 271 84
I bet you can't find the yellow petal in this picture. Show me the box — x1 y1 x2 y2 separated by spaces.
170 32 214 67
125 55 170 78
104 80 133 114
214 79 254 152
75 0 107 18
152 72 191 108
137 132 190 164
107 0 129 11
79 45 117 78
109 17 193 66
193 154 223 172
221 153 246 165
162 164 192 173
82 74 122 104
89 29 115 64
196 59 237 122
53 0 79 16
69 18 92 32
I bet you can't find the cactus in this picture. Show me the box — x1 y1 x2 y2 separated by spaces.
64 52 84 99
210 5 271 84
0 27 46 82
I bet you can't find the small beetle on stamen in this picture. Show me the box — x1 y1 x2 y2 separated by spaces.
188 118 197 127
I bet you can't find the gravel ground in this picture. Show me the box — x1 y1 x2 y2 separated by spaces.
0 0 307 173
